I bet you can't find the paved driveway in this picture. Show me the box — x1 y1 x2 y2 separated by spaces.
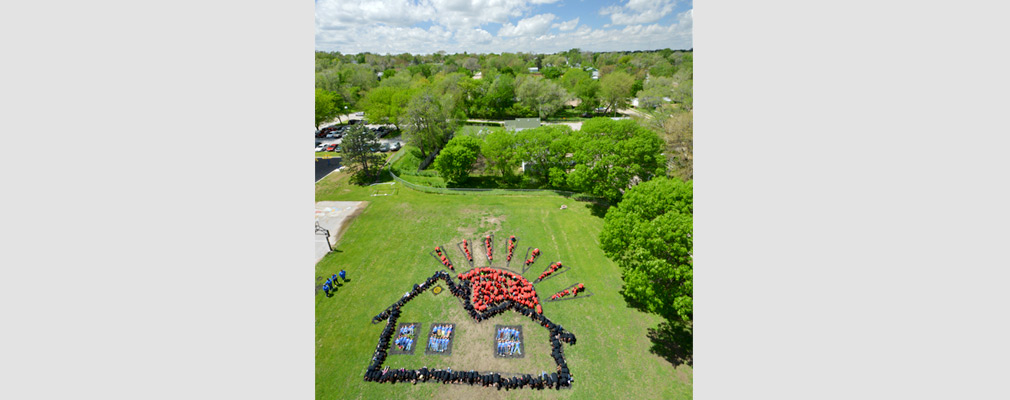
315 201 367 264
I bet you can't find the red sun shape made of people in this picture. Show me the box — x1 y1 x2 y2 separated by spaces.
458 267 543 314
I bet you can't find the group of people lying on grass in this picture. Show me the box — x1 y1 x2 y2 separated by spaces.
461 239 472 262
506 235 517 261
484 235 493 260
321 270 346 297
550 283 586 300
537 262 563 281
364 366 574 390
366 269 577 389
458 267 544 315
496 327 523 357
426 324 453 353
434 247 454 271
393 324 415 351
524 248 541 266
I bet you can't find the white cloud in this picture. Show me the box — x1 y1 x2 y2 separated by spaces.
498 13 556 37
314 0 692 54
455 28 494 45
599 0 677 26
552 17 579 31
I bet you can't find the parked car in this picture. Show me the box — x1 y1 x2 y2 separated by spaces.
315 144 327 152
380 143 390 152
325 144 337 152
391 142 401 151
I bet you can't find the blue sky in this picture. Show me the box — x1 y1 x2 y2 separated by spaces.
315 0 692 54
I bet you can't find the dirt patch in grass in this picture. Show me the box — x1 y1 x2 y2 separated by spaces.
456 226 478 238
334 202 369 244
479 213 506 234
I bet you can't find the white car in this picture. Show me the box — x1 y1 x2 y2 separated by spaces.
326 133 339 138
315 144 327 152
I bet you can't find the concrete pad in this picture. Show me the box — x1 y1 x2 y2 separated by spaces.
315 201 368 264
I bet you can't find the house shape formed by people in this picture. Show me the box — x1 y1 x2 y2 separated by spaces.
363 269 577 390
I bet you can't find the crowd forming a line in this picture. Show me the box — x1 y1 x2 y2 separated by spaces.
506 235 517 262
524 248 541 266
551 283 586 300
538 262 563 281
365 269 576 390
434 247 454 271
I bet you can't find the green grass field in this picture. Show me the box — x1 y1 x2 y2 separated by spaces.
315 170 692 400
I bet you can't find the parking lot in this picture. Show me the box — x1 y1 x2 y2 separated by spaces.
315 119 404 153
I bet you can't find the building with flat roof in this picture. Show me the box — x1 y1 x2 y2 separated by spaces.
503 118 541 131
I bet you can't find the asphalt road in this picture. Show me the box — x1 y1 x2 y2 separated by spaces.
315 157 342 183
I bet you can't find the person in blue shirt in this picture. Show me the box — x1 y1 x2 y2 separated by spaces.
339 270 346 281
322 283 332 297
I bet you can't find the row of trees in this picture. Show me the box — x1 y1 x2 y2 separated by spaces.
317 48 693 116
430 118 665 204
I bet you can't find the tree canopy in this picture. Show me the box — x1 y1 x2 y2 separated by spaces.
432 135 482 185
315 88 343 130
599 71 634 115
599 178 693 322
566 118 666 203
341 124 385 184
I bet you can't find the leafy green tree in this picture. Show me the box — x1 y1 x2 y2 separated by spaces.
514 125 574 185
599 71 634 115
515 76 570 119
649 60 676 77
559 69 599 113
481 74 516 119
361 86 413 131
566 118 666 203
402 88 458 160
462 57 480 73
482 129 520 178
672 80 693 111
541 66 563 79
341 124 384 184
599 177 693 322
636 108 693 181
433 135 482 185
315 88 342 130
636 76 677 109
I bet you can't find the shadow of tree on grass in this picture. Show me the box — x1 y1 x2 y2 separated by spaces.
647 321 693 367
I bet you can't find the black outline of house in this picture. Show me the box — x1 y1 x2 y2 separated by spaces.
363 269 577 390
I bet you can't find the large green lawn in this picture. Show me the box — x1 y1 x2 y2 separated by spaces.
315 170 692 400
